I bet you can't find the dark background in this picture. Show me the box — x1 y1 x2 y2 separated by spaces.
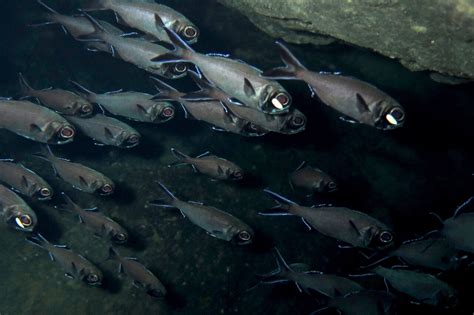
0 1 473 314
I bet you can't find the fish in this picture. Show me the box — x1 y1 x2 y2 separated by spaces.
435 196 474 254
34 0 123 54
151 77 269 137
262 42 405 130
26 233 103 286
34 145 115 195
314 290 397 315
59 193 128 244
260 190 395 250
19 73 94 117
371 266 458 307
363 235 463 271
71 81 175 123
0 159 53 201
77 11 188 79
289 161 337 194
107 247 166 297
150 182 254 245
67 114 141 148
0 98 75 144
0 184 37 232
254 248 364 298
169 148 243 181
181 71 306 135
151 16 292 114
83 0 199 44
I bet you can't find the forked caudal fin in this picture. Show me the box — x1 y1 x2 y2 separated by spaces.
150 76 183 101
18 73 34 94
149 182 178 208
33 145 56 162
26 232 50 249
107 247 120 260
261 41 307 80
273 247 294 273
75 10 108 41
180 70 216 101
70 80 96 97
170 148 190 162
258 189 297 216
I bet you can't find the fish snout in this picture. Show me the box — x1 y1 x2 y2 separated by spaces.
125 134 141 148
231 170 244 181
233 230 254 245
147 288 166 298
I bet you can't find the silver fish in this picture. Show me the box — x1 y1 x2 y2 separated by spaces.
151 17 291 114
108 247 166 297
169 148 243 181
83 0 199 44
59 193 128 244
0 98 75 144
0 184 37 232
71 81 175 123
150 182 254 245
289 161 337 194
67 114 140 148
0 159 53 200
262 42 405 130
34 145 114 195
78 12 188 79
260 190 395 250
19 73 94 117
27 233 102 286
254 248 364 298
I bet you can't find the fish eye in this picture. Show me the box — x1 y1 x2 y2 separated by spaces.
15 214 32 228
59 126 75 139
161 106 175 118
127 134 140 144
271 92 290 109
101 184 114 194
238 231 251 241
81 104 93 114
379 231 394 243
385 108 405 125
233 171 243 179
173 63 187 74
182 25 198 40
327 181 337 190
291 115 305 127
87 274 99 283
248 123 259 131
115 233 127 242
40 187 52 197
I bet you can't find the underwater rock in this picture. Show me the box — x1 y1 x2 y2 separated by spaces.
218 0 474 80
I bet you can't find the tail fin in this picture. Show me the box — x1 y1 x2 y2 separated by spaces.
151 14 194 63
261 41 307 80
150 76 183 101
18 73 34 95
75 10 108 41
263 189 297 206
26 232 49 249
273 247 293 273
58 192 80 212
258 189 296 216
33 145 55 162
37 0 58 14
107 247 120 260
170 148 190 162
149 182 178 207
81 0 108 11
69 80 96 98
181 70 217 101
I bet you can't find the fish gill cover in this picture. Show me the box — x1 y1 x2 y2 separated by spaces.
0 0 473 315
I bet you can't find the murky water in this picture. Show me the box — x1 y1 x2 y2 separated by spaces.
0 1 473 314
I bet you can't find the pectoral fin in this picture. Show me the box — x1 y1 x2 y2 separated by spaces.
30 124 42 133
243 78 256 97
355 93 370 113
104 127 114 140
20 176 29 188
78 176 88 187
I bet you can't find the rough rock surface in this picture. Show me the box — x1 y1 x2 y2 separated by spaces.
218 0 474 80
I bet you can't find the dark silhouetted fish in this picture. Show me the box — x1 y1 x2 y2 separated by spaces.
315 290 397 315
260 190 395 250
262 42 405 130
19 73 94 117
34 145 114 195
59 193 128 244
83 0 199 44
107 247 166 297
289 161 337 194
169 148 243 181
0 98 75 144
151 17 291 114
71 81 175 123
0 159 53 201
67 114 140 148
27 233 103 286
150 182 254 245
0 184 37 232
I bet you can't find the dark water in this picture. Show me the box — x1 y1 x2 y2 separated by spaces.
0 1 473 314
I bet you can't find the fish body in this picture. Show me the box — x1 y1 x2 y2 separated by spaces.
67 114 140 148
289 161 336 194
325 290 396 315
170 148 243 181
0 99 75 144
19 73 94 117
85 0 199 44
0 159 53 200
262 42 405 130
27 233 102 285
151 183 254 245
108 247 166 297
151 21 291 114
60 194 128 243
261 190 395 250
0 184 37 232
71 81 175 123
441 212 474 253
35 146 114 195
373 266 457 307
